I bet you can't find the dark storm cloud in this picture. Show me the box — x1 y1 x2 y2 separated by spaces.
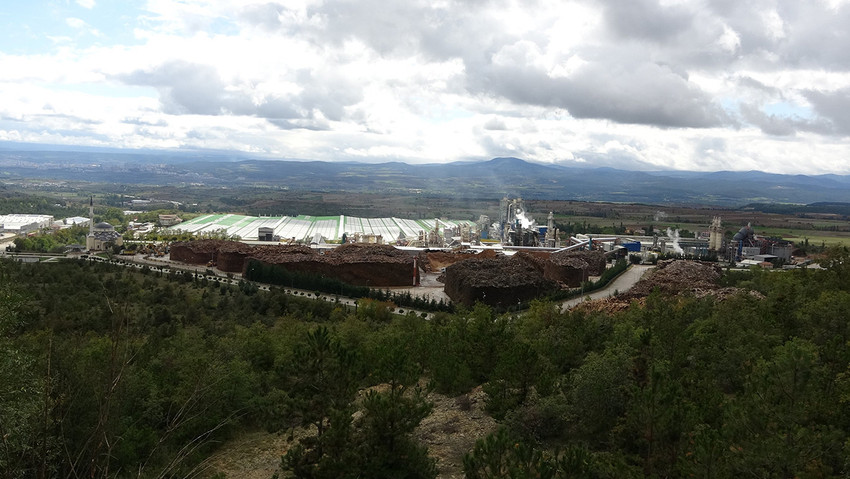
117 60 361 128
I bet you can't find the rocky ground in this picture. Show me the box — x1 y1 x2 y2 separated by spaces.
199 386 497 479
414 386 498 478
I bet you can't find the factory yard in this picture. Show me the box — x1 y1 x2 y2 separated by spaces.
70 245 652 319
386 271 452 304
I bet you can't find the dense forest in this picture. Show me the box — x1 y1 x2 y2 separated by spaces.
2 252 850 478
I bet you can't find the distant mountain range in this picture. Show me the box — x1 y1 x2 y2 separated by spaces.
1 145 849 206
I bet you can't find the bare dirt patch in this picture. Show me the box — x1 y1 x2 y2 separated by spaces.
200 386 497 479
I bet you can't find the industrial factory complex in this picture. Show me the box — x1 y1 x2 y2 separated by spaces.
1 195 800 309
166 198 794 264
161 197 798 309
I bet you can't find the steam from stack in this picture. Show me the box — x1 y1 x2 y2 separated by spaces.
666 227 684 254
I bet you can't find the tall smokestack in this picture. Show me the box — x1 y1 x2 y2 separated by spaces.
89 196 94 235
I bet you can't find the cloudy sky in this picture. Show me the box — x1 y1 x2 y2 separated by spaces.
2 0 850 174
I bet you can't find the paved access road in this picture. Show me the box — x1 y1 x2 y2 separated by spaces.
559 264 654 311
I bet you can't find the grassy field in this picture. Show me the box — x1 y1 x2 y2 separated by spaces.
522 200 849 248
756 228 850 247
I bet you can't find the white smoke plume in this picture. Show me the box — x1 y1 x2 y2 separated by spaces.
666 227 683 254
654 211 668 222
515 209 535 228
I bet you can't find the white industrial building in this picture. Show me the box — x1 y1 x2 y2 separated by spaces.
0 214 54 234
56 216 90 229
169 214 476 244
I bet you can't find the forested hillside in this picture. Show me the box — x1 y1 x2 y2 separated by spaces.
2 254 850 478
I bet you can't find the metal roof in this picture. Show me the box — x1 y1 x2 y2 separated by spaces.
169 214 474 242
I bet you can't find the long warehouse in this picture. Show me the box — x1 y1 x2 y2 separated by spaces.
168 214 474 243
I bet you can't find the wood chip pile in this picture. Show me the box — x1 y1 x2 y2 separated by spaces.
417 249 498 272
551 250 607 275
573 260 761 314
323 243 412 264
623 260 721 298
249 245 316 264
443 255 557 308
169 240 228 264
170 240 418 286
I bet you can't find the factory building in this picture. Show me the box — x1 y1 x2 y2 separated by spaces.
158 214 182 226
0 214 54 234
170 214 477 246
493 197 560 247
57 216 90 229
258 226 275 241
727 223 793 263
708 216 723 250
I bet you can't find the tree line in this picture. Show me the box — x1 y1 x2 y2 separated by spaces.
2 248 850 477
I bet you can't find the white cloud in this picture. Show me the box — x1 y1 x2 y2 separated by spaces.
65 17 102 37
65 17 87 29
2 0 850 174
